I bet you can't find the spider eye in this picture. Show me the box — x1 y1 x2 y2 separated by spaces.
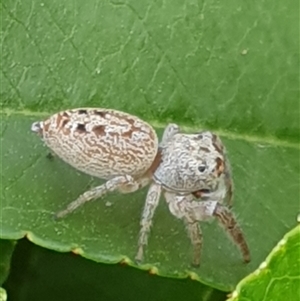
198 165 206 173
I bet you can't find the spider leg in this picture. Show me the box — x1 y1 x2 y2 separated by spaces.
135 182 162 263
213 203 251 263
164 192 206 267
160 123 180 147
55 175 140 219
118 177 150 193
223 157 234 208
165 192 250 265
183 217 203 267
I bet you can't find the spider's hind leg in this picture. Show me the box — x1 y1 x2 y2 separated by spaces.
55 175 141 219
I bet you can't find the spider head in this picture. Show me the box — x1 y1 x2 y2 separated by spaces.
154 131 228 195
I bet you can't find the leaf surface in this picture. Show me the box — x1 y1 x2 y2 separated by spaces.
227 224 300 301
1 0 299 142
1 0 299 293
0 240 15 286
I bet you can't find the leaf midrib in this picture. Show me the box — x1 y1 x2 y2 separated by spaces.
1 109 299 150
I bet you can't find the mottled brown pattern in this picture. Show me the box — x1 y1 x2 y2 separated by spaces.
76 124 86 133
94 110 106 117
200 147 210 153
43 120 50 132
93 125 106 136
215 157 224 176
143 150 162 177
226 183 233 206
61 119 69 127
32 108 158 179
212 134 223 153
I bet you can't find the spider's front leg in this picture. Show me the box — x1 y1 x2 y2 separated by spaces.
183 216 203 267
165 192 251 266
165 192 214 267
223 158 234 208
186 199 250 263
159 123 180 147
213 203 251 263
55 175 141 219
135 183 162 263
134 123 181 262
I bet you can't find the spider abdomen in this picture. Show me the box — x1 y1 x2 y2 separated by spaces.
31 108 159 179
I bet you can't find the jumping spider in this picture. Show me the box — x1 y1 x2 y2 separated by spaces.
31 108 250 267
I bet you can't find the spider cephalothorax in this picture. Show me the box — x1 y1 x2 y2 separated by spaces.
136 125 249 266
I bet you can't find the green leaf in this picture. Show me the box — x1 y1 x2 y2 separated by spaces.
0 239 15 301
1 0 299 295
0 240 15 286
227 224 300 301
0 288 7 301
1 0 299 143
1 112 299 291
